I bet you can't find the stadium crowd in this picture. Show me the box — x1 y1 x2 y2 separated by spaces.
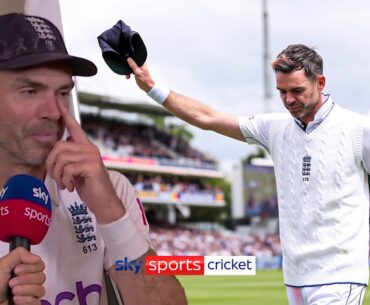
123 173 224 204
81 115 217 167
150 225 370 268
126 173 221 195
150 226 282 269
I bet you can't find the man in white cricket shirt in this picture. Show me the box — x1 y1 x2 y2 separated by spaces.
0 13 187 305
128 44 370 304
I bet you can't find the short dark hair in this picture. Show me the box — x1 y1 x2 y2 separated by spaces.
271 44 323 81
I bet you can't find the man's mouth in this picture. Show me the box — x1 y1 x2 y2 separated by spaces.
29 132 59 144
287 104 302 112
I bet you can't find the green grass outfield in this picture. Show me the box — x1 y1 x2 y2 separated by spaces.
178 270 370 305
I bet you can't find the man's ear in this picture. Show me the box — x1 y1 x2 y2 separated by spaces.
317 75 326 91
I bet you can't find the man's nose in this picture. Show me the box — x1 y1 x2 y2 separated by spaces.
38 92 62 120
285 92 295 104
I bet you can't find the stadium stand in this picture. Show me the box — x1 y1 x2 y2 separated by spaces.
79 99 226 229
150 226 282 269
81 114 217 169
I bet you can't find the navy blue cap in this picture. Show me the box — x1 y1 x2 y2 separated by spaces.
0 13 97 76
97 20 147 75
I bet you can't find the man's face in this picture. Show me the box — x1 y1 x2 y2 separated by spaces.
276 69 325 124
0 63 74 167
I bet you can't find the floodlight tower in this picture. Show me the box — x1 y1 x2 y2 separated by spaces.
262 0 273 113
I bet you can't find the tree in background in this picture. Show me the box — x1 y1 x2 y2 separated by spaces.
243 147 267 164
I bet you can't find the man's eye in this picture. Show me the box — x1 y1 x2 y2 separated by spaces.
21 88 37 95
58 91 71 97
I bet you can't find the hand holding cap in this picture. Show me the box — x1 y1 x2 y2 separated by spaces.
97 20 147 75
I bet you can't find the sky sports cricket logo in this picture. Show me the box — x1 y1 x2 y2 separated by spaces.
115 256 256 276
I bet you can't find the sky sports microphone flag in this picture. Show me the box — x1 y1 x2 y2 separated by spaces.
0 174 52 247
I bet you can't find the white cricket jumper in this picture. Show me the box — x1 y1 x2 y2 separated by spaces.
239 103 370 287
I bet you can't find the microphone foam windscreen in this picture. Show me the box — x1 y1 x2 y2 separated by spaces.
0 175 52 245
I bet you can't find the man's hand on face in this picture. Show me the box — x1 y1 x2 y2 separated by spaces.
0 247 45 305
45 101 125 224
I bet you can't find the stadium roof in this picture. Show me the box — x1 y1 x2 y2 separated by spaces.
79 91 173 117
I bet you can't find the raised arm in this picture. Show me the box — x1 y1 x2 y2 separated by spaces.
127 58 245 141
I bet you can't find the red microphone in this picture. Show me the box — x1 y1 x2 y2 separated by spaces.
0 174 52 251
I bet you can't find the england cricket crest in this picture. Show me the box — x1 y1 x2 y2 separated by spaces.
68 202 98 253
302 155 311 182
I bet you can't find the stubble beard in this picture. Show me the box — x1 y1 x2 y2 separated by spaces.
0 124 63 167
0 136 52 167
288 92 319 122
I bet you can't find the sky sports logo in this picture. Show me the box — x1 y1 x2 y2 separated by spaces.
115 256 256 276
